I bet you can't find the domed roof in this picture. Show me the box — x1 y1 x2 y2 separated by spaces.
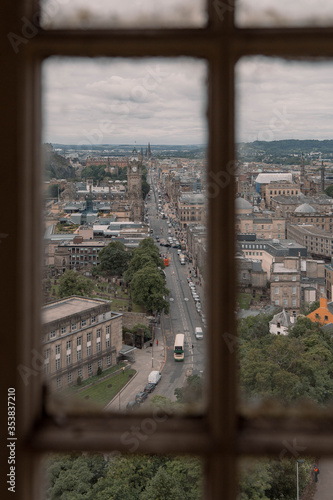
235 197 252 213
294 203 316 213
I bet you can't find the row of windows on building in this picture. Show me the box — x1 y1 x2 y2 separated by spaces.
241 244 267 249
315 313 329 321
244 224 281 230
45 335 111 371
70 248 102 253
274 299 298 307
274 276 297 281
297 218 331 223
48 315 108 339
55 356 112 388
305 236 333 242
180 216 201 221
244 251 263 256
274 286 298 294
269 190 298 195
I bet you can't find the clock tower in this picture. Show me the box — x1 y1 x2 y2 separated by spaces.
127 161 144 221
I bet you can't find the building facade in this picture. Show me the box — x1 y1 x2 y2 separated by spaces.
270 259 301 313
42 296 123 391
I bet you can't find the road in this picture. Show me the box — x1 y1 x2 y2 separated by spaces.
106 173 206 411
146 173 206 401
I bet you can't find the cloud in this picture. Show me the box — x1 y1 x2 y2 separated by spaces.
236 57 333 142
42 58 208 145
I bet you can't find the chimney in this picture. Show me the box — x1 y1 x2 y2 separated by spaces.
320 297 327 309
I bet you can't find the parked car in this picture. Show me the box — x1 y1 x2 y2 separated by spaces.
148 370 162 384
135 391 148 403
144 383 156 393
195 327 204 339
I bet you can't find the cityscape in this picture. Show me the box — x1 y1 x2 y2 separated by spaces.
39 57 333 499
41 137 333 498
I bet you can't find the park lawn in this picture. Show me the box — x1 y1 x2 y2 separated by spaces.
238 293 251 310
72 368 136 407
131 302 145 313
238 292 262 310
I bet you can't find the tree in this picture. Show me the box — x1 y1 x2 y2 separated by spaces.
141 468 183 500
300 300 320 315
58 270 94 298
45 453 107 500
130 264 170 314
239 458 272 500
45 183 61 198
91 455 167 500
175 375 203 405
239 313 333 405
124 238 164 283
98 241 131 276
325 184 333 198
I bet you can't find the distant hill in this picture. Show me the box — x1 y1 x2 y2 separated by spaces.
238 139 333 161
43 143 75 180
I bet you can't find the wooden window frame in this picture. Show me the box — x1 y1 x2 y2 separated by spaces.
2 1 333 499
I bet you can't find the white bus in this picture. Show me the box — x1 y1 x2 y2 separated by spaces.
174 334 185 361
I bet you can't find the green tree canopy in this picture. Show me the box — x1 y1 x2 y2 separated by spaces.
175 375 203 405
45 453 107 500
124 238 164 283
58 270 94 298
239 313 333 405
325 184 333 198
98 241 131 276
141 468 183 500
130 264 169 314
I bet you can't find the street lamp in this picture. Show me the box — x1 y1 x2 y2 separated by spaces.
296 459 304 500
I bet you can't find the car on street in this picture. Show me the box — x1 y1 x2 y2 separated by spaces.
144 383 156 393
135 391 148 403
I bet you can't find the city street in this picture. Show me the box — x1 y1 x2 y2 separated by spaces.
106 172 206 411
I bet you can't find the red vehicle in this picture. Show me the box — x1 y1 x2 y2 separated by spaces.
163 258 169 267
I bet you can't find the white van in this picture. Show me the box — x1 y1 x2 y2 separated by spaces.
148 370 162 384
195 327 203 340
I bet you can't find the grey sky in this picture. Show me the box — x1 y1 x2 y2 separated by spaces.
43 58 208 145
237 0 333 27
236 57 333 143
42 0 206 28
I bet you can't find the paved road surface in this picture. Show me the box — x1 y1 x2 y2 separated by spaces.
313 459 333 500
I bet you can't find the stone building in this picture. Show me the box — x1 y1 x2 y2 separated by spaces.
42 296 123 391
287 224 333 259
269 309 294 335
177 193 206 228
325 260 333 301
270 258 301 313
264 180 300 208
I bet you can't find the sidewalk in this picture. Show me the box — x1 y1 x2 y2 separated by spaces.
313 459 333 500
104 323 166 411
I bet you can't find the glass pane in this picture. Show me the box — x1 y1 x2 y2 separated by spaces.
237 0 333 27
236 57 333 409
41 57 208 415
41 0 207 29
43 453 203 498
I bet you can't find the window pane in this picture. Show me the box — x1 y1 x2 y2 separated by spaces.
41 57 208 415
237 0 333 27
41 0 207 29
236 57 333 409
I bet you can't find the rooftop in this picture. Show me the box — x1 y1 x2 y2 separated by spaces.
42 296 111 324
